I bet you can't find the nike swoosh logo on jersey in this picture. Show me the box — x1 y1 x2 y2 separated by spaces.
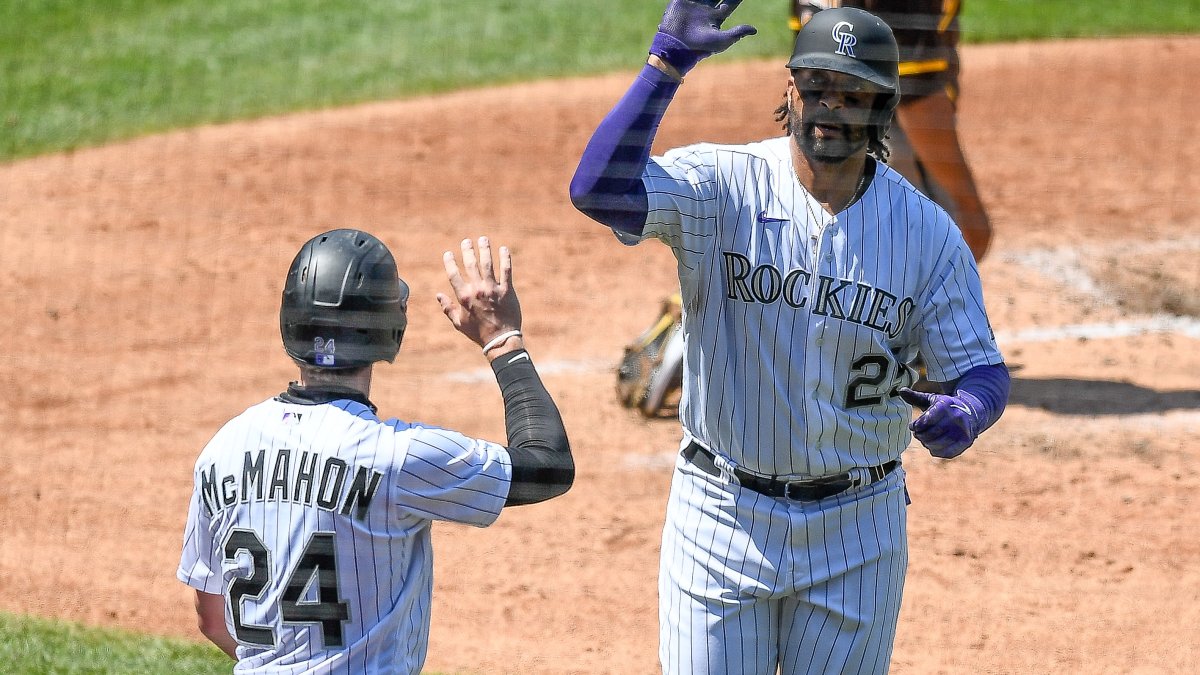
756 210 788 224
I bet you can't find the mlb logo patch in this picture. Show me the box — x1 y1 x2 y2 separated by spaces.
314 337 336 366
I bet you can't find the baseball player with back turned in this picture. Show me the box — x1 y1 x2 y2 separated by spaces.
178 230 573 673
570 2 1010 673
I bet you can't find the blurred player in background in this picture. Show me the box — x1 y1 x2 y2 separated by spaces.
790 0 992 260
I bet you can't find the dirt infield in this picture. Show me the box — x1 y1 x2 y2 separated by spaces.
1 36 1197 674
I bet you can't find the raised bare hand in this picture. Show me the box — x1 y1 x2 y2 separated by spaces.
436 237 522 352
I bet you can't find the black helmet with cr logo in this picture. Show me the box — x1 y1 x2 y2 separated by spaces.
787 7 900 128
280 229 409 369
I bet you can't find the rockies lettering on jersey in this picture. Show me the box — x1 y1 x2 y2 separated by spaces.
722 251 916 337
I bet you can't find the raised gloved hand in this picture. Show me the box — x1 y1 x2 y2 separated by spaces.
650 0 757 77
897 387 985 459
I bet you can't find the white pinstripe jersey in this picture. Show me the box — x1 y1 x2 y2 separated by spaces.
636 135 1002 477
178 396 512 674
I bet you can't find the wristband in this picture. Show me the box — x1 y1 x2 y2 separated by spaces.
649 31 703 77
481 330 522 355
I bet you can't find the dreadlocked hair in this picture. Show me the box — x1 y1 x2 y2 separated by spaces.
868 126 890 162
773 93 892 162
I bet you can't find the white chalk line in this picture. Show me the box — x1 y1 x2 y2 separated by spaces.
996 315 1200 344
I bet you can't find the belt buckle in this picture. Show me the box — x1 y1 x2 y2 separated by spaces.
782 478 822 501
782 475 853 502
782 480 810 501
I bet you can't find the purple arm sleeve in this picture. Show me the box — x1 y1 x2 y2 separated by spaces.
952 362 1010 434
568 64 682 236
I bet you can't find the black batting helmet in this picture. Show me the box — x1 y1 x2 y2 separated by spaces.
787 6 900 129
280 229 409 369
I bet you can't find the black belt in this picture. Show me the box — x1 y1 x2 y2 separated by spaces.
681 441 898 502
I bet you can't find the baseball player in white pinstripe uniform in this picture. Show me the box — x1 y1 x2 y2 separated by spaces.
571 2 1010 673
178 230 573 673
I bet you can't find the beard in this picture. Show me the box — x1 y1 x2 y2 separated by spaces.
787 102 871 164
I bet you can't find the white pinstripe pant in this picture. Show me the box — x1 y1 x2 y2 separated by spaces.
659 456 908 675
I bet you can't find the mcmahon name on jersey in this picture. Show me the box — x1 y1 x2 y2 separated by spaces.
198 447 383 522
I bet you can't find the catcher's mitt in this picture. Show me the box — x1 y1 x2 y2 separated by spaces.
617 293 685 418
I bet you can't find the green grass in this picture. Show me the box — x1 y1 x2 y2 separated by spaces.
0 0 785 160
0 610 458 674
963 0 1200 42
0 611 230 674
3 0 1196 162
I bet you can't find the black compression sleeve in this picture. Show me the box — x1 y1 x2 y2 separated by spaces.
490 349 574 506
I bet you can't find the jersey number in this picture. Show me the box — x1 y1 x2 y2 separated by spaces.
223 529 350 648
845 354 907 409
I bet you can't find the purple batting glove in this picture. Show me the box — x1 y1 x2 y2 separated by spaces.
897 387 985 459
650 0 757 76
